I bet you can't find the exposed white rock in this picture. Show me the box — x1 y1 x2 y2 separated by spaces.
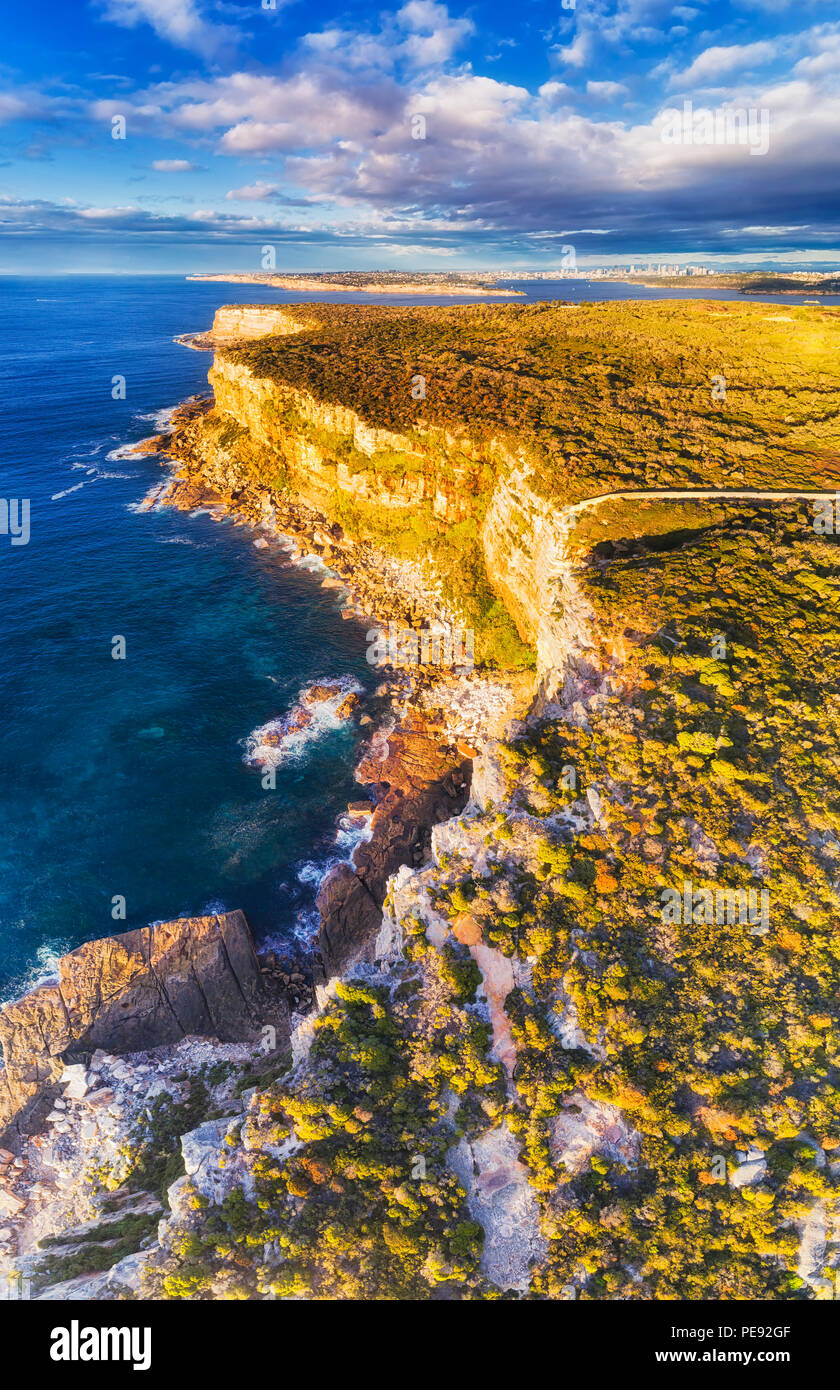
551 1091 640 1175
60 1064 90 1101
730 1146 767 1188
470 742 508 812
449 1122 546 1292
374 912 403 968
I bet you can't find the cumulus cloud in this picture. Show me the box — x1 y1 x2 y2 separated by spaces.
299 0 474 72
151 158 200 170
669 40 780 88
395 0 475 66
96 0 238 59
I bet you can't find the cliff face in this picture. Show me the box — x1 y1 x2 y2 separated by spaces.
206 305 307 342
0 912 286 1140
208 354 474 522
176 307 596 689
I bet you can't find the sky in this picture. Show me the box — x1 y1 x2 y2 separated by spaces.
1 0 839 272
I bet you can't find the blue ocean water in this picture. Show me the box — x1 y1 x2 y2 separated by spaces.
0 272 833 1003
0 276 392 1002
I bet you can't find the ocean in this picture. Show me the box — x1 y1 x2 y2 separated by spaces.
0 272 833 1003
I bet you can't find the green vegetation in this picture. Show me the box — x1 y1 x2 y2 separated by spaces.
118 1079 212 1202
32 1211 160 1292
426 502 840 1298
228 299 840 503
150 962 504 1299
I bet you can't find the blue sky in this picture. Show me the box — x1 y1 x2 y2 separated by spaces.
1 0 839 272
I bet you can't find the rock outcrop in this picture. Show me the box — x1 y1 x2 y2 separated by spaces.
191 305 308 348
0 912 287 1142
317 717 472 976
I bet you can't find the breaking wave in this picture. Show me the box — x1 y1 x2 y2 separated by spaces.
242 675 362 772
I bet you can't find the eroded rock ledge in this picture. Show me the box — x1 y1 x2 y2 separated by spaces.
0 912 289 1143
317 716 473 977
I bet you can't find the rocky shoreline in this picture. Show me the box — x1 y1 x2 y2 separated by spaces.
0 353 534 1297
134 396 533 984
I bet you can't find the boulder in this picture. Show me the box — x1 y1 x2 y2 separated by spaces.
335 693 359 719
301 682 343 705
82 1089 116 1109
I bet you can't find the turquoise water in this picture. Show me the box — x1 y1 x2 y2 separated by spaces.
0 272 832 1003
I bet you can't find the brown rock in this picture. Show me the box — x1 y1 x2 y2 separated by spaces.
82 1088 116 1109
130 434 169 456
335 692 359 719
0 912 288 1141
286 706 313 733
317 867 382 976
318 718 471 976
301 683 343 705
0 1190 26 1217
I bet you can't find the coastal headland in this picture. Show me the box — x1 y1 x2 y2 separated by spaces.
186 271 525 297
2 297 840 1300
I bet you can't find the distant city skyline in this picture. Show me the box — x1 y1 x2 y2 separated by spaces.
1 0 839 273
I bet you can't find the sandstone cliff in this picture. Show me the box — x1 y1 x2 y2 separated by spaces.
0 912 288 1141
167 304 591 687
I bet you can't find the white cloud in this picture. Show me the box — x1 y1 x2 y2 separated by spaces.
151 158 199 171
538 81 574 104
97 0 236 58
0 95 31 122
225 182 281 201
300 2 474 72
395 0 475 67
795 25 840 76
554 31 592 68
78 206 140 219
670 41 780 88
587 81 630 99
377 241 458 254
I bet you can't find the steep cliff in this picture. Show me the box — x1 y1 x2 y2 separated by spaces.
0 912 288 1141
168 298 840 686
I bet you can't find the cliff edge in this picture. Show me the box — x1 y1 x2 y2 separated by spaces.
0 912 288 1143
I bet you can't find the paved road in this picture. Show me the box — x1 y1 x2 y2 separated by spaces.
566 487 837 516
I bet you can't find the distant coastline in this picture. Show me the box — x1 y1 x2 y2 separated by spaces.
186 271 525 297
